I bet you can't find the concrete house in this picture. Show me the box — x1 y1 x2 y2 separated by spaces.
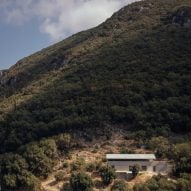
106 154 171 176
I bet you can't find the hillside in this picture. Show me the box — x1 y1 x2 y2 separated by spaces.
0 0 191 190
0 0 191 151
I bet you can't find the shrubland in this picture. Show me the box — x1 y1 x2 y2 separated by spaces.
0 0 191 190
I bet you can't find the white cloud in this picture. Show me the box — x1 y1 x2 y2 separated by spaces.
0 0 139 41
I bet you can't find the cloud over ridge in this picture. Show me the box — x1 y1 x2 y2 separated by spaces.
0 0 138 41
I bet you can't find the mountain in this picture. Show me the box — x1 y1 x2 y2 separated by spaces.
0 0 191 189
0 0 191 152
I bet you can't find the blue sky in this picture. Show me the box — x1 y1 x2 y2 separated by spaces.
0 0 137 70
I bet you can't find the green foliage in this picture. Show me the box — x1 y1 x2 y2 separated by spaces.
131 164 140 178
134 184 150 191
170 143 191 176
99 165 116 185
39 138 58 159
70 172 93 191
55 171 65 182
0 154 42 191
56 133 72 151
0 154 28 190
111 180 129 191
71 157 86 172
177 177 191 191
0 0 191 155
135 175 191 191
133 175 177 191
148 136 170 158
0 0 191 190
86 162 96 172
21 144 54 178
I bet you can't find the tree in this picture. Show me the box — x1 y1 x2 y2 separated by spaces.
177 178 191 191
71 157 86 172
0 154 28 189
148 136 169 158
22 144 53 178
39 139 58 159
131 164 140 178
19 171 42 191
111 180 129 191
56 133 72 151
99 165 116 185
133 184 150 191
170 143 191 175
70 172 93 191
0 154 42 191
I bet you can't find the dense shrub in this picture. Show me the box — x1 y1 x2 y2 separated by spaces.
70 172 93 191
131 164 140 178
86 163 96 172
133 175 177 191
55 171 65 182
21 144 54 178
0 0 191 156
71 157 86 172
111 180 129 191
99 165 116 185
0 154 42 191
148 136 170 158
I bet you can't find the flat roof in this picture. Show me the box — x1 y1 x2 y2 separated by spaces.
106 154 156 160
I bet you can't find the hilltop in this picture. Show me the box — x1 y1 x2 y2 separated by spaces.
0 0 191 190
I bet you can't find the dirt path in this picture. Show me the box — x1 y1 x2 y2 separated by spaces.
41 176 62 191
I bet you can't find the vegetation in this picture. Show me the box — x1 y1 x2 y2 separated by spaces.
55 171 65 182
170 142 191 176
133 174 191 191
99 165 116 185
70 157 86 172
0 0 191 153
0 147 51 190
70 172 93 191
148 136 170 158
132 164 140 178
0 138 57 190
0 0 190 190
111 180 129 191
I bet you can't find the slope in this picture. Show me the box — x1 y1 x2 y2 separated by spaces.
0 0 191 154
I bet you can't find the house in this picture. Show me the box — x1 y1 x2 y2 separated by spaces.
106 154 171 177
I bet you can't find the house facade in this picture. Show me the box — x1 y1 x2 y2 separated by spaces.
106 154 171 175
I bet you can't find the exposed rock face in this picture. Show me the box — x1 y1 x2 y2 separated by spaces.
171 6 191 28
0 70 7 84
0 70 18 86
0 70 7 76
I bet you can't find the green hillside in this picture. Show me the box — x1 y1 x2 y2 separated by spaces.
0 0 191 151
0 0 191 190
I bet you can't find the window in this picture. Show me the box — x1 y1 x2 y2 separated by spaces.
153 166 156 172
142 166 147 171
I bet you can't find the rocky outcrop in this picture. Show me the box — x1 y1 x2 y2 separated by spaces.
162 6 191 28
0 70 7 84
170 6 191 28
0 70 7 76
0 69 19 86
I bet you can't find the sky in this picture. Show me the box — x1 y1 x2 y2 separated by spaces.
0 0 138 70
